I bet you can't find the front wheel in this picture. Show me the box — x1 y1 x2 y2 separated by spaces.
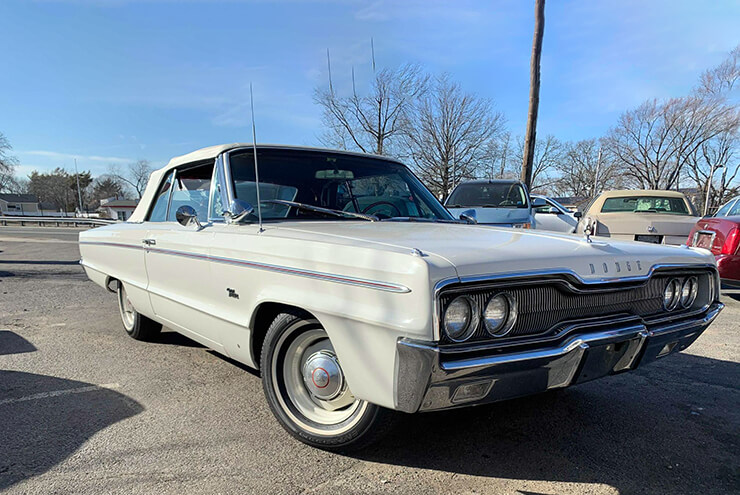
260 310 395 451
117 283 162 341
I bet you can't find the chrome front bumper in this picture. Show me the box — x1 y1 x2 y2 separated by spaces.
394 303 724 413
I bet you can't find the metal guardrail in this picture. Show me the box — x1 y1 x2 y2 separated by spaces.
0 216 117 227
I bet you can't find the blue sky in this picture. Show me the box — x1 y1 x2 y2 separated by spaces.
1 0 739 178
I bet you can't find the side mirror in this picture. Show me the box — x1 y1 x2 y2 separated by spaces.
176 205 203 230
459 209 477 224
223 199 254 224
573 211 583 219
531 197 547 208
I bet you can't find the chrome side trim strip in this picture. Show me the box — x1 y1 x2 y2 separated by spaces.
78 241 411 293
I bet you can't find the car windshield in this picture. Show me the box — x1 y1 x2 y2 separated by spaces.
446 182 528 208
227 148 453 221
601 196 691 215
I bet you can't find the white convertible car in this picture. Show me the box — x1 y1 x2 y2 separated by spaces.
80 144 723 451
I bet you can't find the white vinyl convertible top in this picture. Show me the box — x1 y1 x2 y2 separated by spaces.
128 143 401 223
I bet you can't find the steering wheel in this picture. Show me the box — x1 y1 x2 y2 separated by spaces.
361 201 402 217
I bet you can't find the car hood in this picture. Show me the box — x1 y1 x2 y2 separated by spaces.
446 207 531 225
272 221 714 282
594 213 701 236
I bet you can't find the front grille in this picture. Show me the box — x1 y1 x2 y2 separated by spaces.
438 269 713 344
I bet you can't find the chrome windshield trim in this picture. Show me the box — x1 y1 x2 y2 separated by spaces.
221 151 237 207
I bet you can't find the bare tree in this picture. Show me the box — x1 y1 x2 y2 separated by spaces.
404 74 505 197
604 96 737 189
109 160 153 199
483 132 515 180
514 134 562 193
0 132 19 193
685 128 740 213
685 46 740 212
698 45 739 97
8 177 29 195
521 0 546 189
555 139 621 197
314 64 428 156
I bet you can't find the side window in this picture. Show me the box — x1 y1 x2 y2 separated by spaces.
534 200 555 214
729 200 740 217
167 163 214 222
715 200 735 217
147 171 174 222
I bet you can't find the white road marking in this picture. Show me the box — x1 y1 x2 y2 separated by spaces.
0 383 120 405
0 236 79 244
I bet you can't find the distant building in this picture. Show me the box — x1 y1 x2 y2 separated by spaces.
0 194 40 215
98 198 138 221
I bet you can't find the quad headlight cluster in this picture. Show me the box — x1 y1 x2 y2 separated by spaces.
663 276 698 311
443 293 518 342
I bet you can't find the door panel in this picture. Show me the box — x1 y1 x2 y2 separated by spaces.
144 223 223 351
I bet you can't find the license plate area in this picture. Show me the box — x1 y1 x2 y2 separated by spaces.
575 335 646 384
693 232 714 249
635 234 662 244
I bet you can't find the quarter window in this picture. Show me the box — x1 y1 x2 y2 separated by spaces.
147 171 174 222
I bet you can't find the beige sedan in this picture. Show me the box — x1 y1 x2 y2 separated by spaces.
576 189 700 245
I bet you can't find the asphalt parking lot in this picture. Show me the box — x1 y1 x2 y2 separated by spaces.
1 226 738 495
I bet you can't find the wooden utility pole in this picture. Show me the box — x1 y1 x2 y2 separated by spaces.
521 0 545 189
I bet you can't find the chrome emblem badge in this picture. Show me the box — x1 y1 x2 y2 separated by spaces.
647 226 657 233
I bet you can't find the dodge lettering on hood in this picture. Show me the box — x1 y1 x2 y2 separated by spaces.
79 144 723 451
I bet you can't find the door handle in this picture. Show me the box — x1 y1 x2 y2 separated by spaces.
142 238 156 246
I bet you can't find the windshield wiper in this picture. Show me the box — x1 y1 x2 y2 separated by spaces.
261 200 378 221
382 217 465 224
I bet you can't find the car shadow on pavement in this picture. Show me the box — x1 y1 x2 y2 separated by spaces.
357 353 739 494
0 331 37 355
722 288 740 302
153 330 206 348
0 371 143 491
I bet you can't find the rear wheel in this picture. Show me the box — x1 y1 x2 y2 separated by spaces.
260 310 395 451
117 283 161 341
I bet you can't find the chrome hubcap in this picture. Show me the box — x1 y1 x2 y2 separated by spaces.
302 350 344 401
274 325 364 434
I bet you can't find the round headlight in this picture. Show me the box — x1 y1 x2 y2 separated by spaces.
443 296 479 342
680 276 698 308
483 293 517 337
663 279 680 310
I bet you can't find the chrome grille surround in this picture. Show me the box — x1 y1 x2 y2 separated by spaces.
435 264 718 345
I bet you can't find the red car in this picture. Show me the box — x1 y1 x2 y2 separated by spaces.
687 196 740 287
